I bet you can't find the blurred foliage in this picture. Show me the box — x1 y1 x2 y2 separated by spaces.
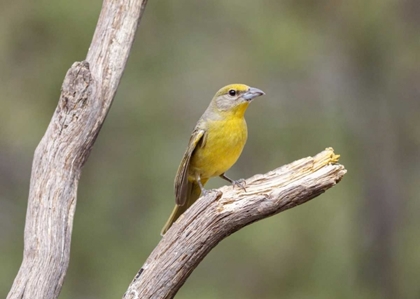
1 0 420 298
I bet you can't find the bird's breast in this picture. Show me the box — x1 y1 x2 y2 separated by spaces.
189 117 248 179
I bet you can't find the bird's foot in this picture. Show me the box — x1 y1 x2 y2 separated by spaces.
232 178 247 192
201 188 210 196
219 173 247 192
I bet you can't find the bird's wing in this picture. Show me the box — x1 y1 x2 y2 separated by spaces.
174 128 206 206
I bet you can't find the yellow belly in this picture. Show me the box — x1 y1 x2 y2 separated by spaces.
189 117 248 179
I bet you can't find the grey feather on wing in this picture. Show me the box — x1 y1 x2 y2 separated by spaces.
174 129 205 206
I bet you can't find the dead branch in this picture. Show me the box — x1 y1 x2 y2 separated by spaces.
124 148 346 299
7 1 148 298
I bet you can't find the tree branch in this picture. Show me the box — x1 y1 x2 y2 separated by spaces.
7 1 148 298
124 148 346 299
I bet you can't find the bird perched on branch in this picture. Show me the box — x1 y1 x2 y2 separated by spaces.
161 84 265 235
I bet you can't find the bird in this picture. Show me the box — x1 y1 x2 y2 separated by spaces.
161 84 265 235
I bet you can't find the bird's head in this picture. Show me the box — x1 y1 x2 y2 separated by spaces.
211 84 265 116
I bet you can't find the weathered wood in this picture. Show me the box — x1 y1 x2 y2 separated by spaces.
124 148 346 299
7 1 148 298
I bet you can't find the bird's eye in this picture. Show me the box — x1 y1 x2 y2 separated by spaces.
228 89 236 97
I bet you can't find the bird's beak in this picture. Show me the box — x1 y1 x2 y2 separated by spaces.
243 87 265 101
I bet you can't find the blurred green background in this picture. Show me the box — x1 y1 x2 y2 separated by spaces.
1 0 419 298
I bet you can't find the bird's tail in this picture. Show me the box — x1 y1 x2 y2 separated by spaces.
161 180 206 236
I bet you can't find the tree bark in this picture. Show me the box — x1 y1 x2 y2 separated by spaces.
7 1 148 298
123 148 346 299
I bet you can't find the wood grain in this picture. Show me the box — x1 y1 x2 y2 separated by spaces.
7 1 148 298
124 148 347 299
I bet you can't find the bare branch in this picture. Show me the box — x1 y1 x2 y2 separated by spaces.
7 1 148 298
124 148 346 299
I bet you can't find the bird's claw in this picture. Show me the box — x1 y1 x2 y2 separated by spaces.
232 178 247 192
201 189 210 196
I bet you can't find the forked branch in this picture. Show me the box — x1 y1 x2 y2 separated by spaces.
124 148 347 299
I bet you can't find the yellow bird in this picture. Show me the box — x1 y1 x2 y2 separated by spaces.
161 84 265 235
